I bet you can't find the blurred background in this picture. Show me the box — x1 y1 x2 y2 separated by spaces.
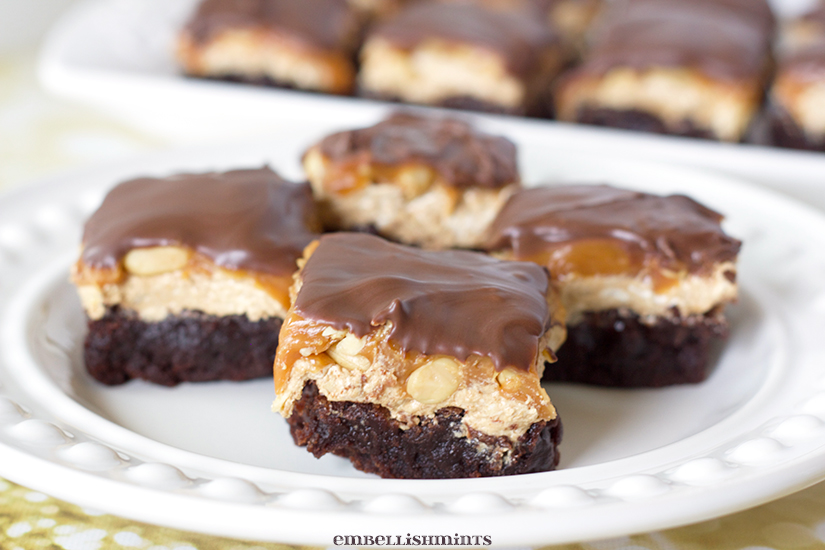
0 0 161 191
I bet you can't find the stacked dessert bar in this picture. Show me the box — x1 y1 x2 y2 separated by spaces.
485 184 741 387
555 0 775 141
177 0 363 95
769 1 825 152
72 167 319 386
273 233 566 478
358 2 566 116
72 113 742 477
302 112 521 248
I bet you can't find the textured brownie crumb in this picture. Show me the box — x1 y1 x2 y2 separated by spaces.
287 381 562 479
84 306 282 386
575 107 717 140
547 308 729 387
185 74 356 96
357 88 551 118
768 104 825 152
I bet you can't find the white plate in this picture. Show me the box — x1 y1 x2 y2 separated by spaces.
2 129 825 547
38 0 825 213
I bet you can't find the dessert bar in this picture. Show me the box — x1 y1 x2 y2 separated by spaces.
485 184 741 387
358 2 564 115
303 112 521 249
273 233 566 478
177 0 362 95
769 2 825 152
555 0 774 141
71 167 319 386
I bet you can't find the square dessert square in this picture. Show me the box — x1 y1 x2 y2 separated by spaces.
71 167 320 386
485 184 741 387
302 112 521 249
177 0 362 95
358 2 565 115
769 2 825 152
273 233 566 479
555 0 774 141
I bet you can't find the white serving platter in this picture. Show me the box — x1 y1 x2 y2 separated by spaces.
39 0 825 212
1 126 825 546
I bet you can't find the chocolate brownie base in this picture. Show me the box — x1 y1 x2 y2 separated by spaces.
287 381 562 478
576 107 717 140
186 73 349 95
85 306 282 386
768 104 825 152
358 89 550 118
547 308 728 387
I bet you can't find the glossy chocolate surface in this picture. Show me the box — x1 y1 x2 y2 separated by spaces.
618 0 774 35
783 42 825 79
580 0 772 80
184 0 359 51
316 113 519 188
485 185 741 273
82 167 319 276
294 233 554 371
783 4 825 79
370 2 558 77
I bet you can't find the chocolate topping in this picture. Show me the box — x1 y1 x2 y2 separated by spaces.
618 0 775 35
803 2 825 25
184 0 360 51
370 3 559 77
81 167 319 276
782 4 825 80
783 42 825 80
294 233 554 371
316 113 519 189
579 0 772 80
485 185 741 273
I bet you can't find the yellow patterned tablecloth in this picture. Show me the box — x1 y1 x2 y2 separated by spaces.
2 476 825 550
3 50 825 550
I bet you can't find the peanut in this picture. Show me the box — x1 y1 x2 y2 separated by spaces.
406 357 461 404
124 246 190 276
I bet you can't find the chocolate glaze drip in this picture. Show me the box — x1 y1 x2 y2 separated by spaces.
184 0 359 51
579 0 773 81
316 113 519 189
81 167 319 276
370 3 559 77
485 185 741 274
294 233 554 371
